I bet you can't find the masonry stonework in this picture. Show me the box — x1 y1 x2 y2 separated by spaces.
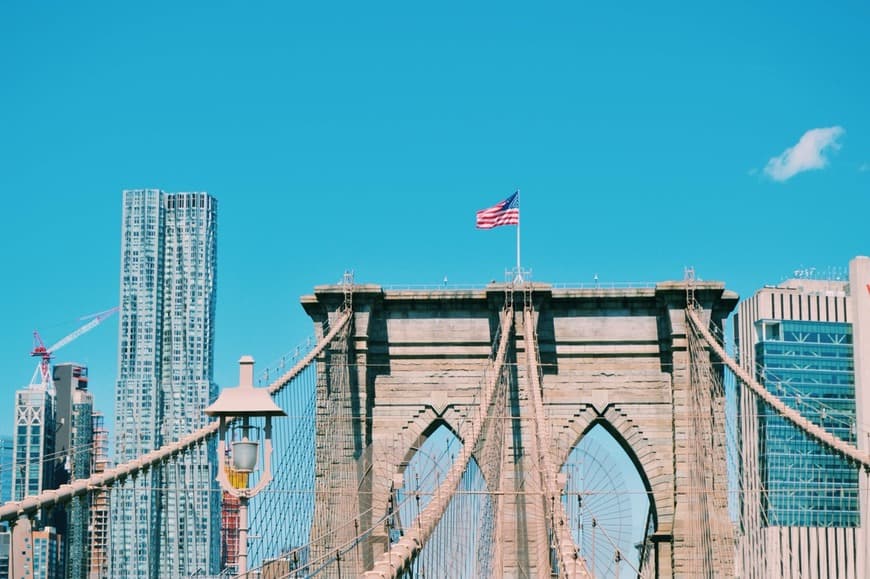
302 281 737 577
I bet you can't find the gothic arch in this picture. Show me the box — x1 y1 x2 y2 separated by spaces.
554 404 672 533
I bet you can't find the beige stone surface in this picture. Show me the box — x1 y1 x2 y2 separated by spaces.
302 282 738 577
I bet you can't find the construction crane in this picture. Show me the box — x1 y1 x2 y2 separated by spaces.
29 306 119 389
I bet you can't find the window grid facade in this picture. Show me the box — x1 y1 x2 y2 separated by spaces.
67 393 93 578
12 387 55 503
89 412 110 579
51 363 95 579
734 264 870 578
31 527 62 579
756 320 858 527
111 190 219 578
0 435 12 504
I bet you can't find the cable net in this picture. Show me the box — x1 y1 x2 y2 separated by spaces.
687 307 869 579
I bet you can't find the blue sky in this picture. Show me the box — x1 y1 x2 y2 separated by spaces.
1 1 869 438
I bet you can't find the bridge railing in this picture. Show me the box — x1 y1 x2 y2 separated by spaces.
549 281 657 289
378 281 658 291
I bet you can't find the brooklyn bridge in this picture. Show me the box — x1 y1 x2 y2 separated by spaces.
3 276 869 578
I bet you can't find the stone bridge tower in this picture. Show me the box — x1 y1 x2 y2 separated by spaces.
302 281 737 577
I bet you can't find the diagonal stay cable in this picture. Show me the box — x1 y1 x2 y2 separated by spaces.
523 306 591 579
362 307 514 578
686 307 870 470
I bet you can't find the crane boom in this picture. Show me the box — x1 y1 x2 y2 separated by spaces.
46 307 119 353
30 306 119 388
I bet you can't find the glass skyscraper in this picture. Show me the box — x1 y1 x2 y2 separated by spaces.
0 434 12 504
0 434 11 578
111 190 219 578
754 319 858 526
734 258 869 578
12 386 55 502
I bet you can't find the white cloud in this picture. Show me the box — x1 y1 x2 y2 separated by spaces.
860 162 870 172
764 126 845 182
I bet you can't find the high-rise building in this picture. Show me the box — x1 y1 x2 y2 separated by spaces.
10 384 63 578
0 529 9 578
88 412 110 579
0 434 10 579
31 526 62 579
11 386 55 502
0 434 12 505
111 190 219 577
52 363 94 579
734 256 869 578
53 364 93 480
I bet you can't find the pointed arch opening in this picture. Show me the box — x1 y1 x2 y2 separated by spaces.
392 421 496 578
561 422 654 578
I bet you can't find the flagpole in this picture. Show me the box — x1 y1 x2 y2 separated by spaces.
516 189 521 282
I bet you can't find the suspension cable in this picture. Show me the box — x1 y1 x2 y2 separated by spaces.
0 309 352 524
686 308 870 470
362 306 515 577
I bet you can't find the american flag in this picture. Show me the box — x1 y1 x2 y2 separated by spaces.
475 191 519 229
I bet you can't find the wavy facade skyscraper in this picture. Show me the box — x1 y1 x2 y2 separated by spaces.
111 190 219 578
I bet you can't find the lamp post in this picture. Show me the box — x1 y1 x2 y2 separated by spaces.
205 356 286 577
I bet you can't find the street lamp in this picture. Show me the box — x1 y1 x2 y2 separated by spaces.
205 355 286 577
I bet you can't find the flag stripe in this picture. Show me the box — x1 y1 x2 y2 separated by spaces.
475 191 520 229
476 209 519 229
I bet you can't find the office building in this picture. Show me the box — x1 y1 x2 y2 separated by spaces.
53 363 94 579
31 526 62 579
734 256 869 577
53 364 93 481
9 369 94 578
111 190 219 577
0 530 8 578
0 435 12 504
12 386 55 502
0 434 10 579
88 412 110 579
